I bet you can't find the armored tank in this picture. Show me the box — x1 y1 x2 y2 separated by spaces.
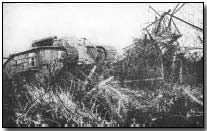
3 36 117 79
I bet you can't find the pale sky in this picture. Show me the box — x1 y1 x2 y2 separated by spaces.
3 3 203 57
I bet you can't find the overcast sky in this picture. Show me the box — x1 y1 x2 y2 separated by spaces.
3 3 203 57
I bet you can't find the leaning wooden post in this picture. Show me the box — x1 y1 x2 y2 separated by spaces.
160 55 164 80
83 65 97 90
179 59 183 83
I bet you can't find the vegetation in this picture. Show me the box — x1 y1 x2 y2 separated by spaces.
3 40 203 127
3 4 203 127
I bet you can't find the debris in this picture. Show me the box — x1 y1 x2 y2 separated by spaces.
3 3 203 127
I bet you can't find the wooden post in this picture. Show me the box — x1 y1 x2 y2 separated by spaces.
179 60 183 83
83 65 97 90
160 55 164 80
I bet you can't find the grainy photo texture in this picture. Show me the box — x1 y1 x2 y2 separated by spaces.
2 3 204 127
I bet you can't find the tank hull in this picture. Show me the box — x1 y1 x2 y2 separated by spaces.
3 36 117 80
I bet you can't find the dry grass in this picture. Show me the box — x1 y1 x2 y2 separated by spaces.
4 64 203 127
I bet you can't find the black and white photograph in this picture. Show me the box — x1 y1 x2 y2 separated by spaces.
2 2 204 127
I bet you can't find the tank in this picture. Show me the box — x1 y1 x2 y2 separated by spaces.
3 36 117 79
